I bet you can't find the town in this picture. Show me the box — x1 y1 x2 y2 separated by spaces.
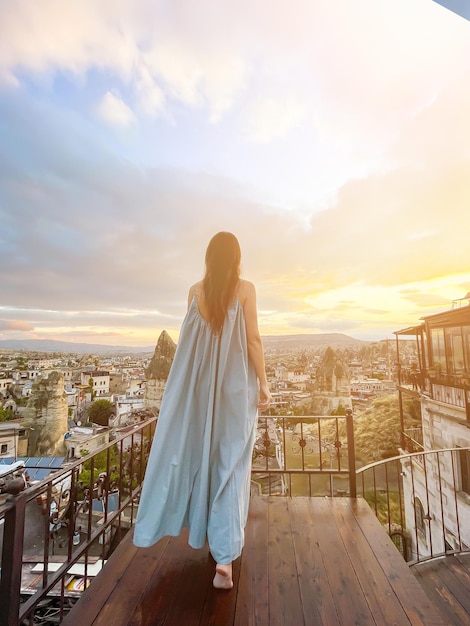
0 331 411 464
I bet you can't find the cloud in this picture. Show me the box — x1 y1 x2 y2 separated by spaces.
1 78 469 336
134 65 165 116
1 0 470 343
1 0 468 137
0 320 35 332
244 95 306 142
97 91 136 125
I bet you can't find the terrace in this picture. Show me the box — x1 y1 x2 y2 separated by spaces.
1 414 469 625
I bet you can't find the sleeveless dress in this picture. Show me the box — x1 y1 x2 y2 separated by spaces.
133 296 258 564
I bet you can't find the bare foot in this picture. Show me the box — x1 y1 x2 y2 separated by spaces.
213 563 233 589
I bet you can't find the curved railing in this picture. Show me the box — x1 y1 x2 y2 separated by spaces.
356 447 470 564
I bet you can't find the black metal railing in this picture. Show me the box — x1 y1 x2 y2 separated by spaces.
252 411 357 498
0 416 157 626
357 448 470 564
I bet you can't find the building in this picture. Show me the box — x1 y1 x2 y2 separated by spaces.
394 296 470 559
80 371 110 397
0 375 13 398
0 423 29 457
114 394 146 425
64 425 110 460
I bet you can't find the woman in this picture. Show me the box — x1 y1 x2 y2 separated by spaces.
133 232 271 590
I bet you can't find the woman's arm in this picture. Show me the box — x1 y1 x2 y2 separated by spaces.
239 281 271 410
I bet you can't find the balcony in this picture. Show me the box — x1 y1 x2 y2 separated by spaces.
1 415 469 625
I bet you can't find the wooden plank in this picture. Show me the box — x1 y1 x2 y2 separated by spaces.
267 497 304 626
437 558 470 612
307 498 376 625
350 499 448 626
61 531 142 626
152 541 213 626
447 554 470 590
126 530 209 626
198 557 240 626
328 498 412 626
288 498 340 626
413 558 470 626
234 495 269 626
92 534 172 626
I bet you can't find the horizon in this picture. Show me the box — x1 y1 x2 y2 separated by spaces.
0 329 419 353
1 1 470 347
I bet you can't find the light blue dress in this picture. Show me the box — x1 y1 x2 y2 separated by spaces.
133 296 258 564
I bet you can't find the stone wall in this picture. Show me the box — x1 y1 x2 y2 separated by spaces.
144 379 167 412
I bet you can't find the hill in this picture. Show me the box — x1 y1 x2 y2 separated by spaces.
262 333 368 350
0 339 155 355
0 332 369 355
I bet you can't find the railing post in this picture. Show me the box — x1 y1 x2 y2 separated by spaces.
345 409 357 498
0 494 26 626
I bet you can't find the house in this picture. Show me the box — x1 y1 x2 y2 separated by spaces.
114 394 145 425
64 425 110 460
0 423 29 457
0 375 13 398
394 296 470 559
80 371 110 397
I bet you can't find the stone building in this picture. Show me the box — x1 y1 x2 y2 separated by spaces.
144 331 176 412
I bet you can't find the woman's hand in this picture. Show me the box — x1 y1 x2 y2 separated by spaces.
257 382 272 411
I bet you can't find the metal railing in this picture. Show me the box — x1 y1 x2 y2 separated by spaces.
252 411 356 498
0 416 157 626
357 447 470 564
398 367 470 420
402 427 424 454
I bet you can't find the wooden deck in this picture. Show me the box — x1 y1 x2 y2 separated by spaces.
62 497 449 626
412 553 470 626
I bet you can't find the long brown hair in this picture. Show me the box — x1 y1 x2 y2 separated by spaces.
202 232 241 334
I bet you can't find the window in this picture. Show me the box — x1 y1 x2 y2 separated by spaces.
445 327 465 375
430 328 446 373
460 449 470 495
463 326 470 374
1 443 7 454
414 497 426 541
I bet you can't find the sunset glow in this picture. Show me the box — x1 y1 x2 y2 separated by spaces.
1 0 469 347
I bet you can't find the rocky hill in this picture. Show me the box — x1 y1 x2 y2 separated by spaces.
262 333 367 350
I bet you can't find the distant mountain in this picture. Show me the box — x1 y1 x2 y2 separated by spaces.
261 333 368 350
0 332 369 355
0 339 155 355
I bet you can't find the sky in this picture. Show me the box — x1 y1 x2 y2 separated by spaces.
1 0 470 347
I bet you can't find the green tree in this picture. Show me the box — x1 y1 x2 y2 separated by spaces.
88 399 114 426
0 405 10 422
88 378 95 401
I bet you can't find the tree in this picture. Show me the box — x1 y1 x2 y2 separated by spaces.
88 378 95 402
0 405 10 422
88 399 114 426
